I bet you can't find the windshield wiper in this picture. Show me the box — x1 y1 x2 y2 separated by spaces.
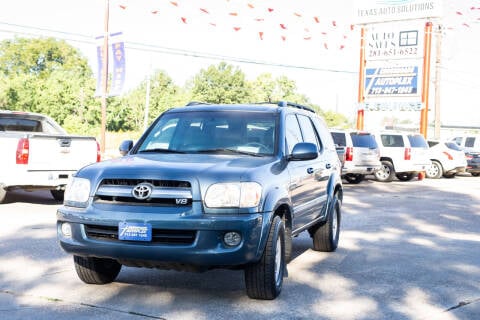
194 148 263 157
138 148 186 154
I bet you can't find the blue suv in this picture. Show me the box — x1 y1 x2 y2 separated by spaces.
57 102 343 300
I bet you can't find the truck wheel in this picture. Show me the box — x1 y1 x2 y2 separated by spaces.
374 161 395 182
311 195 341 252
74 255 121 284
284 222 292 263
472 173 479 177
50 190 65 202
0 188 6 203
244 216 285 300
344 174 364 184
426 160 443 179
396 172 415 181
442 172 456 179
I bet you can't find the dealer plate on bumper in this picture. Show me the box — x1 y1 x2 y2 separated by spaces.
119 222 152 241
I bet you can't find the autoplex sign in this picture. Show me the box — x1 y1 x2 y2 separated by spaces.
354 0 442 24
365 66 419 97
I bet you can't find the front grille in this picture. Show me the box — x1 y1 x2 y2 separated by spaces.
84 224 196 245
94 179 192 206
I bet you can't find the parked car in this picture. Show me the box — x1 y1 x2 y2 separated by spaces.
450 135 480 153
0 110 100 203
426 140 467 179
465 151 480 176
330 129 381 184
373 131 431 182
57 101 343 300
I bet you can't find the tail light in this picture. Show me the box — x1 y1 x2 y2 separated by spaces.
465 154 473 160
345 147 353 162
16 138 30 165
404 147 411 161
442 151 453 160
96 141 101 162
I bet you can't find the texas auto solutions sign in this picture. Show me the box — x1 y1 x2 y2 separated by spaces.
354 0 442 24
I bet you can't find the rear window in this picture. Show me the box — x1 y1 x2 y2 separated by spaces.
350 133 378 148
0 118 42 132
380 134 404 147
445 142 463 151
331 132 346 147
465 137 476 148
408 135 428 148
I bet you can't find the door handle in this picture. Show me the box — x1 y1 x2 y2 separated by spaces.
325 163 331 169
307 168 314 174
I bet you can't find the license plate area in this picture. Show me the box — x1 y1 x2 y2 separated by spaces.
118 222 152 241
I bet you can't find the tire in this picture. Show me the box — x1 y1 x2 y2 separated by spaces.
50 190 65 202
374 161 395 182
284 222 292 263
344 174 365 184
396 172 415 181
426 160 443 179
0 187 6 204
244 216 285 300
442 173 456 179
472 173 480 177
311 195 341 252
74 255 122 284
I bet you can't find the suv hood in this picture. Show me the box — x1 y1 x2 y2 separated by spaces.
78 153 277 183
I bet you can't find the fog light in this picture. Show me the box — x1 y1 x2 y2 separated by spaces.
61 222 72 238
224 232 242 247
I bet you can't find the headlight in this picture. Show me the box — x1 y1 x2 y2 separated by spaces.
204 182 262 208
64 177 91 207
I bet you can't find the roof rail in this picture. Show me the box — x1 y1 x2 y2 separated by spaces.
185 101 210 106
277 101 315 113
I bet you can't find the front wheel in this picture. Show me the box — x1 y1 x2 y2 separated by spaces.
375 161 395 182
344 174 365 184
74 255 122 284
311 195 341 252
244 216 285 300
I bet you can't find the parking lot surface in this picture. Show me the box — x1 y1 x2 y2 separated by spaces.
1 176 479 320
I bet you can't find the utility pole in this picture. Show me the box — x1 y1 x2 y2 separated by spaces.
434 24 442 139
100 0 110 155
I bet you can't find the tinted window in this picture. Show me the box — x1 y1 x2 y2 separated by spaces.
285 114 303 154
0 118 41 132
465 137 476 148
331 132 347 147
445 142 463 151
408 135 428 148
381 134 404 147
138 111 277 155
297 115 319 148
350 133 378 148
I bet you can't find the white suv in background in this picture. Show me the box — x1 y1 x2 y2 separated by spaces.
373 131 431 182
450 135 480 153
330 130 381 184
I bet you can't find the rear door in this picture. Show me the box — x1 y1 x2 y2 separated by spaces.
350 132 380 168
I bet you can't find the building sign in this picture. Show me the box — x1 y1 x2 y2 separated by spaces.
365 66 419 97
354 0 442 24
365 22 423 60
94 32 126 97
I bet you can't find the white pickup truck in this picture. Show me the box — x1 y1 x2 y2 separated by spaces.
0 110 100 203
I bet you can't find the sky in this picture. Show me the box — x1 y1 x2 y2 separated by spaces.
0 0 480 135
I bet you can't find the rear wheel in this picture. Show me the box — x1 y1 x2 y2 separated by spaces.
472 173 480 177
344 174 365 184
426 160 443 179
374 161 395 182
245 216 285 300
311 195 341 252
74 255 122 284
443 172 456 178
396 172 415 181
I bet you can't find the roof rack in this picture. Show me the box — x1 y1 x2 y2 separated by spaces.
277 101 316 113
185 101 211 106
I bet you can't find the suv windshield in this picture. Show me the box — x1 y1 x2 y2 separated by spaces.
137 111 277 156
408 135 428 148
350 132 378 148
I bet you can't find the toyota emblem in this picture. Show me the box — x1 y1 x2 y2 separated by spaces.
132 183 153 200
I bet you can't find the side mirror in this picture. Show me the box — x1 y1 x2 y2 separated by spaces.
119 140 133 156
290 142 318 161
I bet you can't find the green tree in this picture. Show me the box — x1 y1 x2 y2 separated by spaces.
190 62 251 103
0 37 97 133
250 73 310 105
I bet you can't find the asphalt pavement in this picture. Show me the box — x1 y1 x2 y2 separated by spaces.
0 176 479 319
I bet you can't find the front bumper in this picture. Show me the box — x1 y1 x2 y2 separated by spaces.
57 203 272 268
